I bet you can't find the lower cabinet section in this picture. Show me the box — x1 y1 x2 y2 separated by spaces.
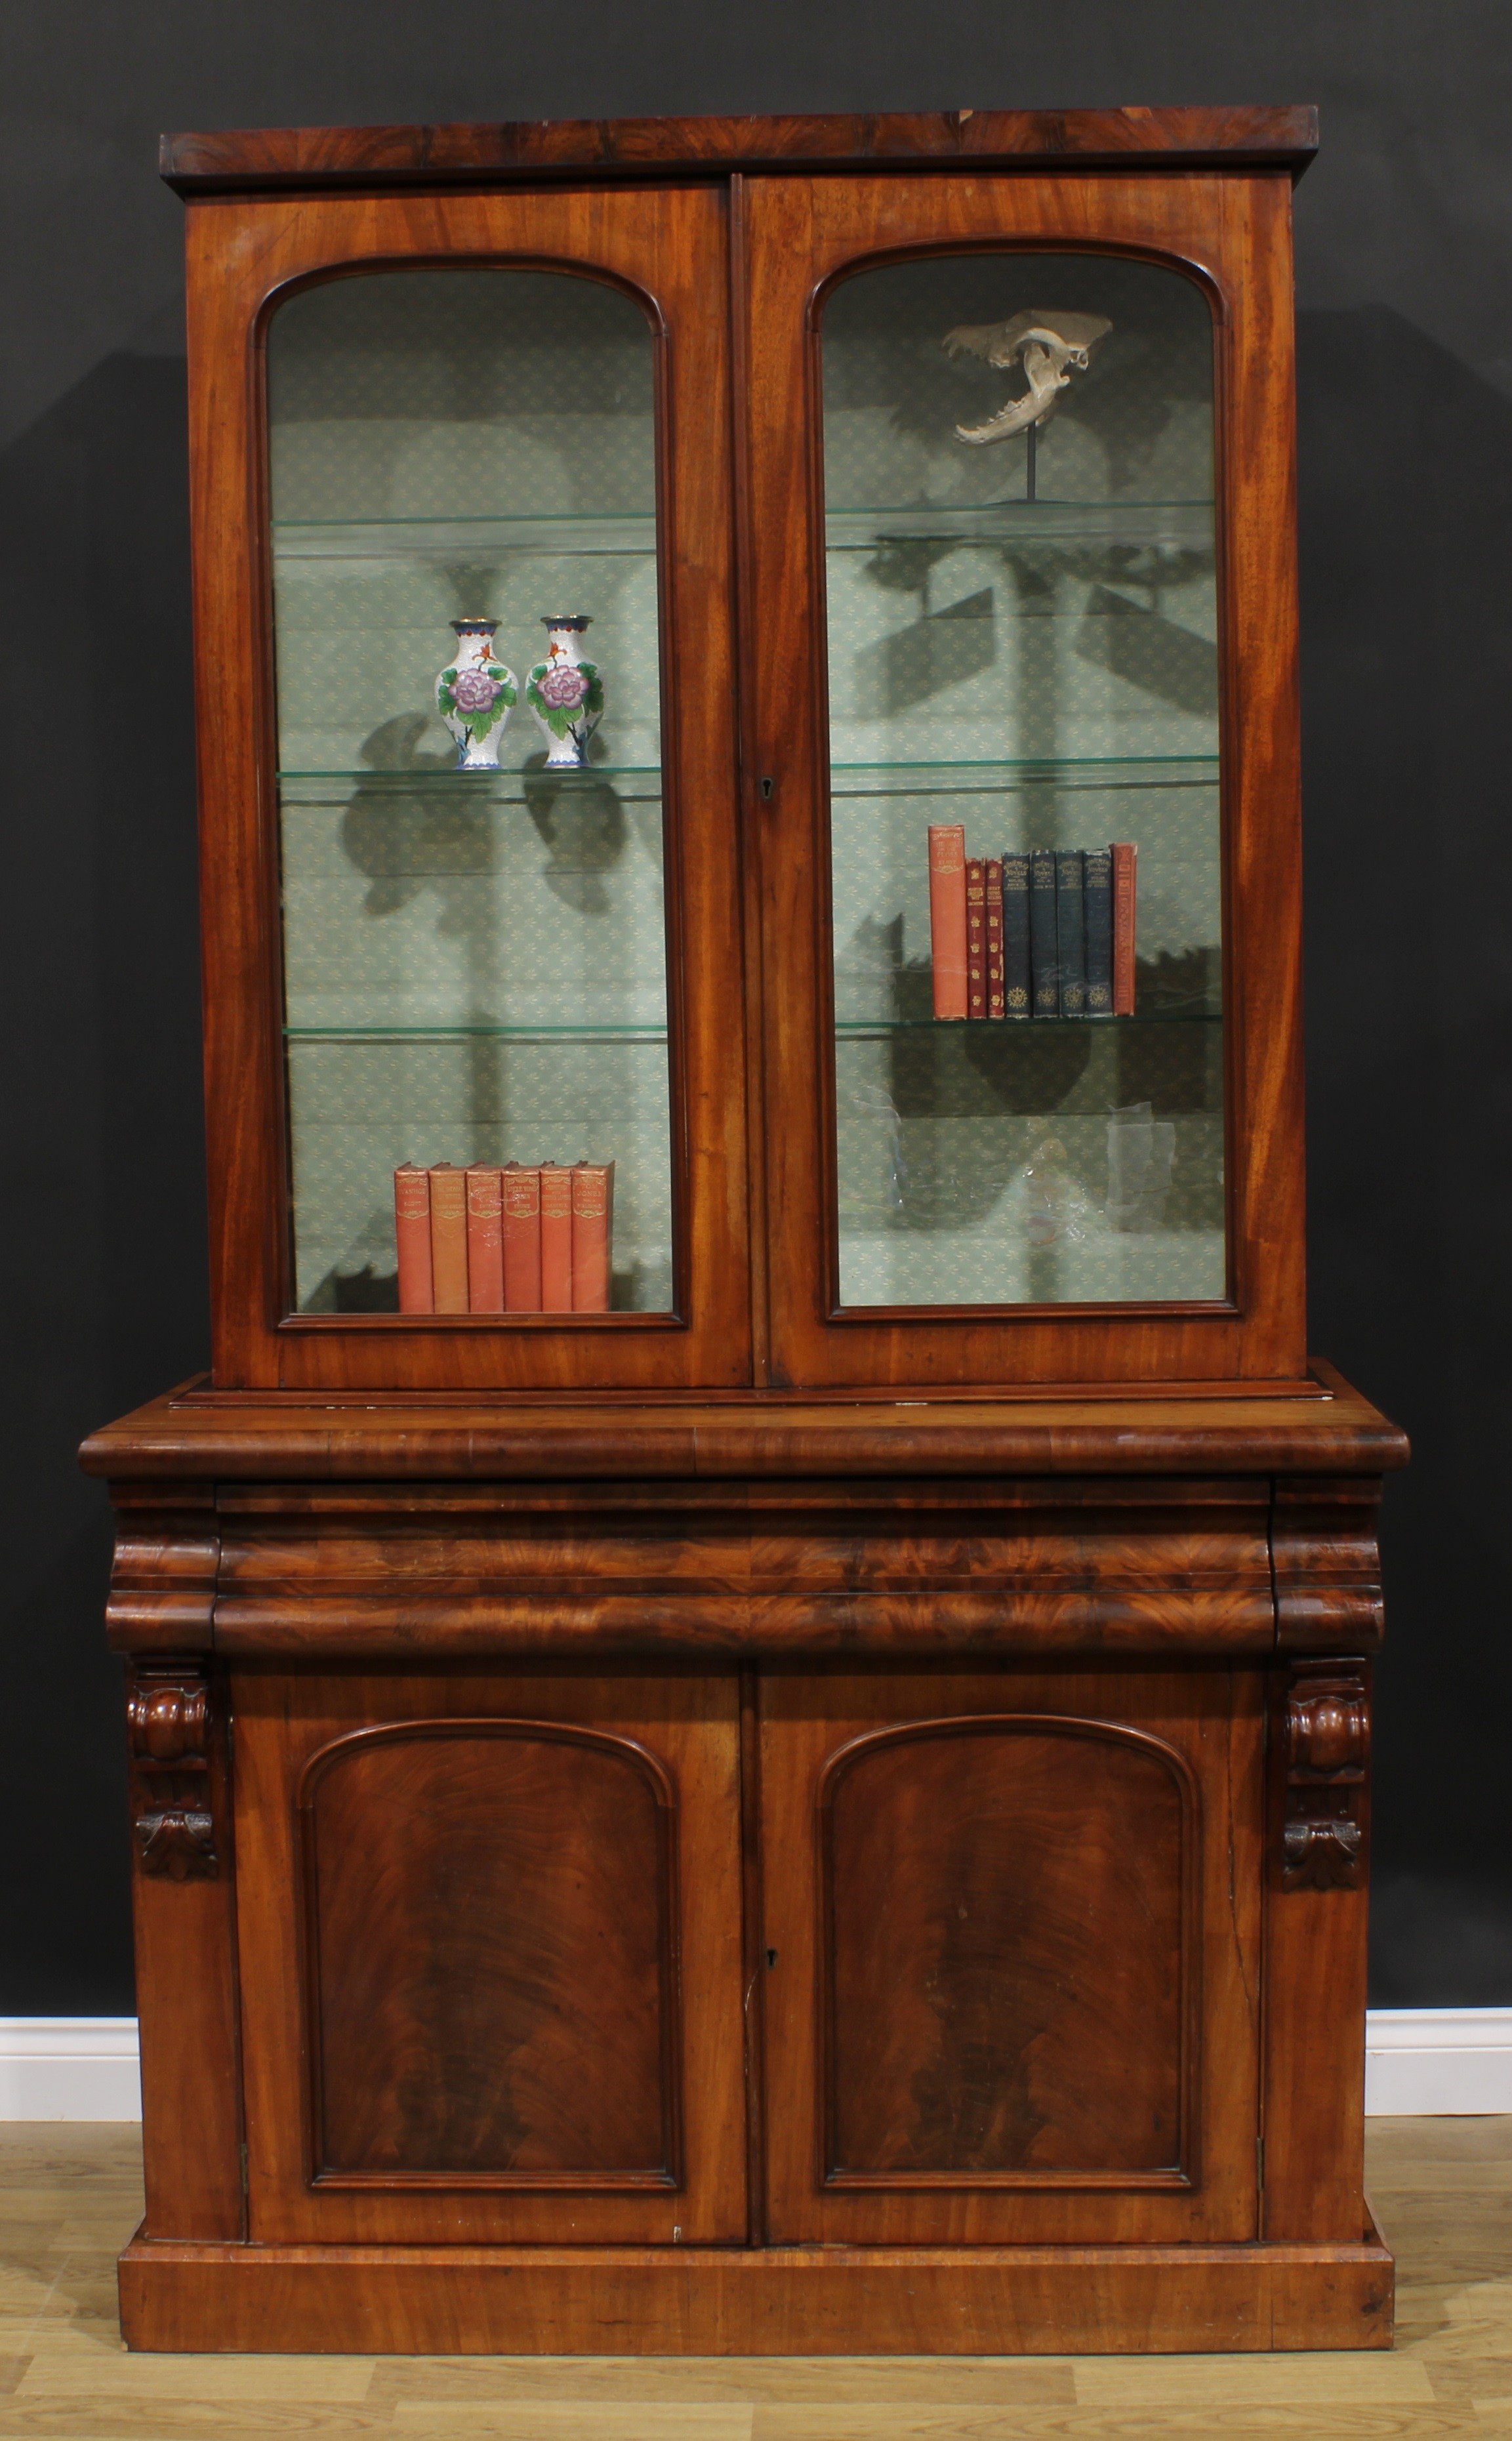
230 1660 1264 2253
102 1403 1399 2349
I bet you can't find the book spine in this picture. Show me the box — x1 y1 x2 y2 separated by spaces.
502 1164 542 1311
928 825 968 1019
539 1162 574 1311
1084 847 1114 1015
1112 841 1137 1015
1029 848 1059 1017
984 857 1005 1018
427 1164 469 1313
1055 848 1087 1017
464 1164 504 1312
394 1164 434 1313
1002 852 1030 1019
571 1160 615 1312
965 858 987 1019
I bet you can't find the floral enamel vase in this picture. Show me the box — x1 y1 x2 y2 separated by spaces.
436 620 517 769
527 617 603 768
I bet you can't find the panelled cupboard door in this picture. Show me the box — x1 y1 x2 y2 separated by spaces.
739 173 1306 1389
232 1669 747 2243
758 1666 1262 2243
187 184 750 1389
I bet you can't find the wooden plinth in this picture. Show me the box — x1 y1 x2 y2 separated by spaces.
120 2226 1393 2355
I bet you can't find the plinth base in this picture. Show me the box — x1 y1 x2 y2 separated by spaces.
119 2221 1394 2354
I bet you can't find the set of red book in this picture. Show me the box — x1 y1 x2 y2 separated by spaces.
928 825 1137 1021
394 1160 615 1315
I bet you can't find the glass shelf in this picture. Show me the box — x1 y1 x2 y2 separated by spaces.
277 765 661 792
285 1025 668 1043
825 499 1214 550
834 1013 1218 1037
830 756 1218 796
272 512 656 560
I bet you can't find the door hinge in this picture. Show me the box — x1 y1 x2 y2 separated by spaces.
1257 2134 1265 2190
239 2141 249 2197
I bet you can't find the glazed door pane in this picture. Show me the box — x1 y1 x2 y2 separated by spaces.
823 256 1224 1309
268 270 672 1317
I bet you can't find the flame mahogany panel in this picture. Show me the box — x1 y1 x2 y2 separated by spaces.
760 1666 1261 2246
820 1717 1198 2184
298 1722 680 2183
233 1670 748 2246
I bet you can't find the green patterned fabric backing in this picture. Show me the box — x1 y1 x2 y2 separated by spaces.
823 255 1225 1308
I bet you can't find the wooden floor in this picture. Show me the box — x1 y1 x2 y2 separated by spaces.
2 2120 1509 2434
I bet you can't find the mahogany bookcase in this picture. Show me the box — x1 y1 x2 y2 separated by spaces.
81 105 1408 2355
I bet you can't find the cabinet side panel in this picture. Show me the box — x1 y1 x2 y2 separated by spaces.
129 1661 245 2239
1261 1652 1371 2239
185 204 288 1385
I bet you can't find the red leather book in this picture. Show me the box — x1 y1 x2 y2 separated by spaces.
502 1163 542 1311
571 1160 615 1311
1111 840 1138 1016
965 857 986 1019
985 857 1006 1018
427 1163 469 1313
539 1161 574 1311
394 1163 434 1313
464 1164 504 1313
928 825 968 1019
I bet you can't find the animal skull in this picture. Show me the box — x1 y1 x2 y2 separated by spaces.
941 310 1113 446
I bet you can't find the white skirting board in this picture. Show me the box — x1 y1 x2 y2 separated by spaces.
1364 2010 1512 2115
1 2012 1511 2120
0 2021 142 2120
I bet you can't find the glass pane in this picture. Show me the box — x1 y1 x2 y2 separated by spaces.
822 256 1223 1309
268 270 670 1316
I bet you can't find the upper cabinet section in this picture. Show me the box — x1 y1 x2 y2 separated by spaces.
173 116 1309 1391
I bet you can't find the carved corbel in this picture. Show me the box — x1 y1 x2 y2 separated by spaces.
128 1662 218 1879
1281 1657 1368 1891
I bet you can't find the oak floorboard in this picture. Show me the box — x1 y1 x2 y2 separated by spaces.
2 2120 1511 2434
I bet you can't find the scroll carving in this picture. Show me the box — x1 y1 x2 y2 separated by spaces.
128 1663 218 1879
1281 1658 1367 1891
106 1515 218 1653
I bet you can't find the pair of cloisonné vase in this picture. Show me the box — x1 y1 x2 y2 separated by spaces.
436 616 604 771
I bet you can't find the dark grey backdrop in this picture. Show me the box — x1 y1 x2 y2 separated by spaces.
3 2 1507 2013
